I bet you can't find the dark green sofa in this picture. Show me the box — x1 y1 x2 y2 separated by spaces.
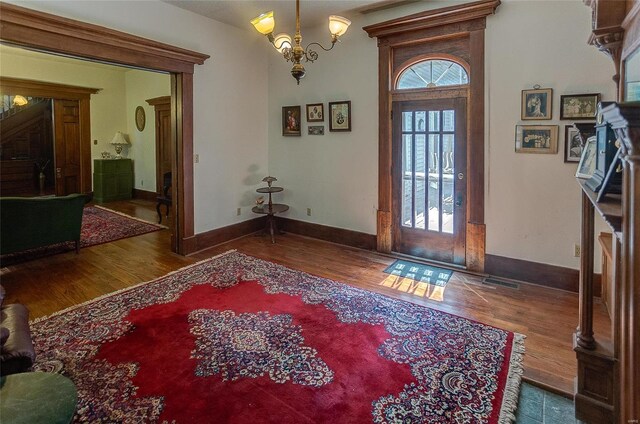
0 194 86 255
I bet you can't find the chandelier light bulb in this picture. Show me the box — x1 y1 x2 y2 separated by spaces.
329 15 351 37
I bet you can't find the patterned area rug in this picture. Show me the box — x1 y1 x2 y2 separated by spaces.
31 251 524 423
0 206 163 266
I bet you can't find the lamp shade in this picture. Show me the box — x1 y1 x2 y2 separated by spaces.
110 131 129 145
329 15 351 37
251 11 275 35
273 33 292 53
12 95 28 107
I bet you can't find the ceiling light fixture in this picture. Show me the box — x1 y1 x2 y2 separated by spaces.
251 0 351 84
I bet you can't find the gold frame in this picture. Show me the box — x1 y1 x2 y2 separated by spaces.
521 88 553 120
515 125 558 154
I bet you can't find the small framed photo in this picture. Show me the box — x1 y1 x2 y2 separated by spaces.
521 88 552 120
564 125 585 163
560 93 600 120
282 105 301 136
576 136 598 178
329 101 351 132
515 125 559 154
306 103 324 122
308 125 324 135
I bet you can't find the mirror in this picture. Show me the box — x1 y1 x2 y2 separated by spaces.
624 47 640 101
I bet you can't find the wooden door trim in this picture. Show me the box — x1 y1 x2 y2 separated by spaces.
146 96 171 107
0 3 209 255
147 96 171 194
1 77 96 194
364 0 499 272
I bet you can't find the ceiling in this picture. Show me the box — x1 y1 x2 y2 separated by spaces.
163 0 417 31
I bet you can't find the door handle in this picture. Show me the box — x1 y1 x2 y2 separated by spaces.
56 167 63 178
455 194 463 207
457 172 464 180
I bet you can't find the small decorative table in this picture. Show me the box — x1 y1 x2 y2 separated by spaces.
252 176 289 243
0 371 77 424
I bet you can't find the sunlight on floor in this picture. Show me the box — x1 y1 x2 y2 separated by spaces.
378 274 447 301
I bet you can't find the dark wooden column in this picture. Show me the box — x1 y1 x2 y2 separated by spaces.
577 191 595 349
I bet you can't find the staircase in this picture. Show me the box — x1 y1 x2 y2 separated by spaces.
1 95 47 121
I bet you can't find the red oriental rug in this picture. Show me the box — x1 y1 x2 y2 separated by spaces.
0 206 163 266
31 251 524 423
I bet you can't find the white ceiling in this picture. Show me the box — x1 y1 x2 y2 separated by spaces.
162 0 417 31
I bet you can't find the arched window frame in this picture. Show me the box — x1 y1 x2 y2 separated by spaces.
393 54 471 92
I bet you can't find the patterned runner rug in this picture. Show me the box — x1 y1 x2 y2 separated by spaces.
31 251 524 423
0 206 163 266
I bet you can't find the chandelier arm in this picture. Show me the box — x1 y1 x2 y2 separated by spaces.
304 41 336 53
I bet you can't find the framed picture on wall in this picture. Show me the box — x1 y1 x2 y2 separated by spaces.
308 125 324 135
564 125 585 163
306 103 324 122
576 136 597 178
521 88 553 120
282 105 301 136
329 101 351 132
560 93 600 120
515 125 558 153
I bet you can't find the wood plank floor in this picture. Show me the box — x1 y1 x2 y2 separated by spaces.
0 199 611 395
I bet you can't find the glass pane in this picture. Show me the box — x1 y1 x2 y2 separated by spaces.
442 134 455 234
415 134 426 229
427 134 440 232
402 134 413 227
396 60 469 89
443 110 454 132
428 111 440 132
402 111 412 132
415 111 426 132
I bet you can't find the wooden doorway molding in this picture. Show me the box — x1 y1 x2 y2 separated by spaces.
0 3 209 254
146 96 172 195
363 0 500 272
0 77 99 195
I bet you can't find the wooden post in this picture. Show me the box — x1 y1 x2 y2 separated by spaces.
577 191 595 349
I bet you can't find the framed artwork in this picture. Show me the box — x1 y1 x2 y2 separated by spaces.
329 101 351 132
521 88 552 120
515 125 558 154
306 103 324 122
576 136 598 178
282 105 301 136
308 125 324 135
135 106 146 131
560 93 600 120
564 125 585 163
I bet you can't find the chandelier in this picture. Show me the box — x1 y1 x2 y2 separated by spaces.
251 0 351 84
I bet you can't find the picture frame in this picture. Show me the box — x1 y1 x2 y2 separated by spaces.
282 105 301 136
576 136 598 179
564 125 585 163
329 101 351 132
521 88 552 120
308 125 324 135
306 103 324 122
135 106 146 132
560 93 600 120
515 125 558 154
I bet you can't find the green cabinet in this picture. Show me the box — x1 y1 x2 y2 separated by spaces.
93 159 133 203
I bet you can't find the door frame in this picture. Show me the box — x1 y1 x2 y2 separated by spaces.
146 96 171 195
391 97 468 265
0 2 209 255
363 0 499 272
0 77 98 195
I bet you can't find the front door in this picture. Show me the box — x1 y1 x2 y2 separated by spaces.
53 99 82 196
392 98 467 265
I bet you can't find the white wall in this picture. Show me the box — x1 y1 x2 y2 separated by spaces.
0 47 128 159
124 70 171 192
267 0 614 269
7 0 270 234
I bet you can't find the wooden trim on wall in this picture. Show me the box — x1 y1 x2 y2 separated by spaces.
132 188 157 202
279 218 377 251
192 217 267 253
485 254 602 295
0 2 210 256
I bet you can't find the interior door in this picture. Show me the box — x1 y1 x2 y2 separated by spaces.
392 98 467 265
53 99 81 195
154 100 172 194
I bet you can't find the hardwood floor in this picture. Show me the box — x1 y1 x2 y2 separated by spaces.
0 199 611 395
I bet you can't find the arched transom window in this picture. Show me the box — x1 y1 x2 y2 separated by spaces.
396 59 468 89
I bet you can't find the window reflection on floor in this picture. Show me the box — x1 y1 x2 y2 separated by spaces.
378 274 447 301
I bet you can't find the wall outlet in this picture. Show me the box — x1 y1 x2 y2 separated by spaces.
93 139 98 145
574 244 581 257
307 208 311 216
236 207 241 216
141 180 143 186
194 154 199 163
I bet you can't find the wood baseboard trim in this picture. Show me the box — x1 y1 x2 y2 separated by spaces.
279 218 377 251
522 376 573 400
188 217 267 255
485 254 601 295
132 188 157 202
